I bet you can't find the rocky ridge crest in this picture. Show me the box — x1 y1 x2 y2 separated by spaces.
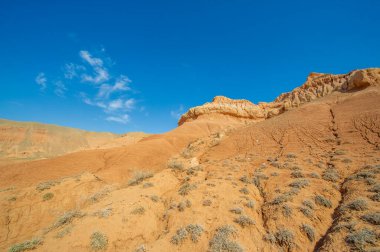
178 68 380 125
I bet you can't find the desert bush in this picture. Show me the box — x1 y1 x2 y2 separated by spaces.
315 195 332 208
134 245 146 252
43 192 54 201
300 224 315 242
131 206 145 215
302 200 314 209
263 233 276 244
168 160 184 170
289 179 310 189
275 229 294 248
370 192 380 202
271 172 279 176
230 207 243 214
300 207 314 219
142 182 154 188
239 175 250 184
178 182 196 196
368 184 380 193
128 171 153 186
342 158 352 164
286 153 297 159
50 210 84 230
234 215 255 227
271 194 290 205
291 171 304 178
271 162 282 168
345 228 377 251
8 196 16 201
332 222 356 232
344 198 368 211
246 200 255 209
171 224 204 245
55 226 72 238
8 238 42 252
171 227 188 245
334 149 346 155
350 171 376 181
209 225 243 252
360 213 380 225
90 232 108 251
282 205 292 218
186 224 204 242
36 180 60 192
203 199 212 206
94 208 112 218
150 195 159 202
239 187 249 195
322 169 340 182
309 172 320 179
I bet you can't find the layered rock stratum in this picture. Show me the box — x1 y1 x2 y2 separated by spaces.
179 68 380 125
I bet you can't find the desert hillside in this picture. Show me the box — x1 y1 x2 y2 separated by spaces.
0 68 379 252
0 119 149 165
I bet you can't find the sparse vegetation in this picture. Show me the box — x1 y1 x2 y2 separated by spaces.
230 207 243 214
360 213 380 225
344 198 368 211
203 199 212 206
300 207 314 218
142 182 154 188
309 172 320 179
286 153 297 159
90 231 108 251
271 194 290 205
239 187 249 195
171 224 204 245
150 195 159 202
8 237 42 252
302 200 314 209
322 169 340 182
345 228 377 251
291 171 304 178
49 210 84 231
168 160 184 170
289 179 309 189
334 149 346 155
131 206 145 215
209 225 243 252
55 226 72 238
42 192 54 201
94 208 112 218
315 195 332 208
178 182 196 196
234 215 255 227
282 204 292 218
246 200 255 209
275 229 294 249
300 224 315 242
36 180 60 191
128 171 153 186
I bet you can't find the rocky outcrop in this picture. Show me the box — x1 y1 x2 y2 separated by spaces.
178 68 380 125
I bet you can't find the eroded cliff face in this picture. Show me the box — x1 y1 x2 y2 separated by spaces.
178 68 380 125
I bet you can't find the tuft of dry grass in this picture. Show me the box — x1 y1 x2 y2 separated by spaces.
128 171 153 186
209 225 243 252
90 231 108 251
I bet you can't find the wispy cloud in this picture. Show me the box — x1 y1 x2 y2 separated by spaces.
54 81 67 97
170 105 185 119
106 114 130 124
36 48 139 124
79 50 109 84
35 72 47 91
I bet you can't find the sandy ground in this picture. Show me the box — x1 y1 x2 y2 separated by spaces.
0 86 379 251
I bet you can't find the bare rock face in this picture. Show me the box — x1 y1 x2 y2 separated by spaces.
179 68 380 125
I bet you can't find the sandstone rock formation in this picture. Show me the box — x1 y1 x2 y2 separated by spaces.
179 68 380 125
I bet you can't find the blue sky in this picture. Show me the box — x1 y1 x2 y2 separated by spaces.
0 0 379 133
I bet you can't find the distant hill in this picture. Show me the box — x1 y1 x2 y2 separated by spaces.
0 119 149 165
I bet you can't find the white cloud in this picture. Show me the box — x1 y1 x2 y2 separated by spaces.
124 98 135 110
35 72 47 90
106 114 130 124
79 50 109 84
54 81 67 97
170 105 185 119
97 75 131 99
108 99 124 111
63 63 85 79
